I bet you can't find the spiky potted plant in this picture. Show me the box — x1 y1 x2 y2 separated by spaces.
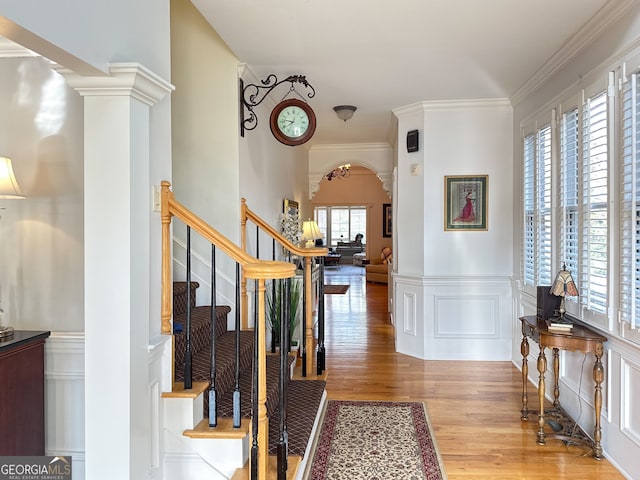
266 278 302 353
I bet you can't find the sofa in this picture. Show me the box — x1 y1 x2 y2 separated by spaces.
365 247 392 284
336 241 365 264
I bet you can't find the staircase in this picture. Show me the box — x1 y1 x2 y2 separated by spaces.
160 182 328 479
164 282 326 479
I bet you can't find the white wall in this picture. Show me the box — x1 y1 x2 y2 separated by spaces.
0 56 84 332
393 100 514 361
511 4 640 478
170 0 243 310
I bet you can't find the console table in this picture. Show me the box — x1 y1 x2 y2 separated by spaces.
0 330 51 455
519 315 606 459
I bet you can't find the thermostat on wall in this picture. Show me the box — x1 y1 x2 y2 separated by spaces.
407 129 419 153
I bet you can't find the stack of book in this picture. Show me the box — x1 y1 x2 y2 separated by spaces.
546 319 574 334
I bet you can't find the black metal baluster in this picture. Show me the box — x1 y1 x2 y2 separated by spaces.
250 279 259 480
233 262 241 428
256 225 260 259
271 240 277 354
301 263 307 378
277 277 291 479
209 244 218 427
317 257 326 375
184 226 193 390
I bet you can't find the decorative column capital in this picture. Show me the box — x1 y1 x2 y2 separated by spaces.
53 62 174 105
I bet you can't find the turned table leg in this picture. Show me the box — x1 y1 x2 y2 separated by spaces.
593 342 605 460
521 333 530 420
553 348 560 407
537 346 547 445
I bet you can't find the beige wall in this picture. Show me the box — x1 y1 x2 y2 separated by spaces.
312 166 391 259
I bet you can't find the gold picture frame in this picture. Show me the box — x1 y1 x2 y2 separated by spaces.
444 175 488 231
283 198 299 217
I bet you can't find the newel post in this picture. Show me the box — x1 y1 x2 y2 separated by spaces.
161 181 173 335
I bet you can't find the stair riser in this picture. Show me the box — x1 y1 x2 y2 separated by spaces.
163 396 204 431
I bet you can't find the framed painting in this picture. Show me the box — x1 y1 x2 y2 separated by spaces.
444 175 488 231
383 203 392 237
283 199 299 217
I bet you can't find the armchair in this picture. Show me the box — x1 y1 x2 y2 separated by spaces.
365 247 392 284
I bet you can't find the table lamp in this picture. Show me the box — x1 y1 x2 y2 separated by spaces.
301 219 323 248
549 262 579 320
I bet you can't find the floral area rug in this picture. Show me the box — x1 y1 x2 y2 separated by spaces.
308 400 447 480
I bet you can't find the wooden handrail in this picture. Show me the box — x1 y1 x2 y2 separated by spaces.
240 198 328 376
161 181 295 332
241 198 327 258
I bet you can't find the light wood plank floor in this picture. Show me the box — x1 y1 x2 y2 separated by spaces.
320 265 625 479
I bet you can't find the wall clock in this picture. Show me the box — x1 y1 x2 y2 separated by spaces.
269 98 317 146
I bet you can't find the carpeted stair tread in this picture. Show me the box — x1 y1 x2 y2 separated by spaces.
173 281 200 316
175 330 254 399
174 305 231 368
268 379 326 456
216 354 296 419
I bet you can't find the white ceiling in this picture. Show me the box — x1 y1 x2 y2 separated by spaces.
192 0 618 146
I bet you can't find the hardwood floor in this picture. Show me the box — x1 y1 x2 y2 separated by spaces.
320 265 625 479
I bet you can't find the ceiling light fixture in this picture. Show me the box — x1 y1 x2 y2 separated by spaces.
333 105 357 122
326 164 351 181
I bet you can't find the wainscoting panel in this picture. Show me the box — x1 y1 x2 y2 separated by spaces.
45 333 86 480
621 357 640 446
425 276 512 360
434 295 499 338
393 274 512 360
394 275 426 358
402 291 417 336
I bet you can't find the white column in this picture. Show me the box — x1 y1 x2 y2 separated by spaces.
56 64 173 480
392 103 428 358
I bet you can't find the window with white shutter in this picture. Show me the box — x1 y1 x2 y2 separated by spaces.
620 72 640 344
537 124 553 286
523 134 535 286
560 107 580 308
580 91 609 317
522 121 553 288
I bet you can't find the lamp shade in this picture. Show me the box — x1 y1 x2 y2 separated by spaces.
0 157 25 199
550 263 579 297
301 220 323 247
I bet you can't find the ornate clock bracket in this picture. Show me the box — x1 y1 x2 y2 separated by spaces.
239 74 316 137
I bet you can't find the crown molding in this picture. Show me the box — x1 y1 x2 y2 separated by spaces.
510 0 635 106
0 37 37 58
393 98 511 118
309 142 392 153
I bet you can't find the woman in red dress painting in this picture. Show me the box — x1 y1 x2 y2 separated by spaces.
454 189 475 222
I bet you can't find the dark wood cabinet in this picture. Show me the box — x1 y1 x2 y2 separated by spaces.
0 330 50 455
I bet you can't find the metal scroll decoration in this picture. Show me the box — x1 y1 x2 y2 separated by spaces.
239 74 316 136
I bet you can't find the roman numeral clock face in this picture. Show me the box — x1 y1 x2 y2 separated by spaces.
269 98 317 146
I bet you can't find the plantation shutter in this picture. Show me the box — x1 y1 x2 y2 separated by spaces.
580 91 609 315
620 71 640 343
537 124 553 286
523 133 535 286
560 107 580 305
